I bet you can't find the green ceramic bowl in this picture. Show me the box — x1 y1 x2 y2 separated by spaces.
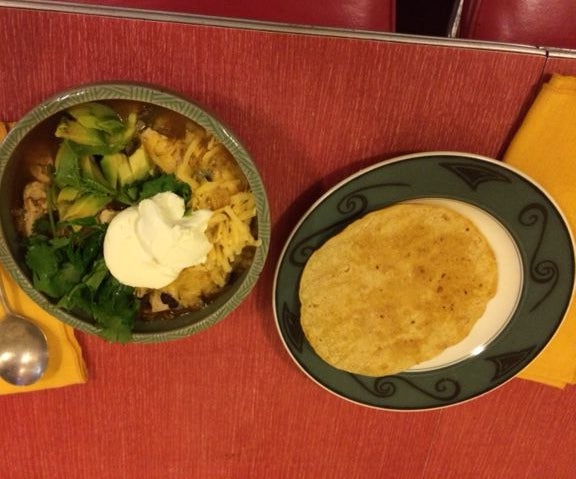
0 83 270 343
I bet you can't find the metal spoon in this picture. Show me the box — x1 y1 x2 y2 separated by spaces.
0 274 49 386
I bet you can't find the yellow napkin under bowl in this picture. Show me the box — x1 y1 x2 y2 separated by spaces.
504 74 576 388
0 267 88 395
0 122 87 395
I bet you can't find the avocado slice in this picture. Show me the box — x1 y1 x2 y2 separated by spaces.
67 102 125 134
59 194 110 221
55 104 138 155
101 146 154 189
128 146 153 182
76 155 114 198
57 186 80 204
55 118 106 148
79 155 108 186
101 153 128 188
54 141 82 189
108 112 138 152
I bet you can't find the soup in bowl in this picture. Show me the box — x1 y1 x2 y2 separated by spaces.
0 83 270 343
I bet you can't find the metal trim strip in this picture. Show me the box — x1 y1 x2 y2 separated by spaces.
0 0 547 56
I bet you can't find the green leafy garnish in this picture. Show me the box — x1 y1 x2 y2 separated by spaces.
120 173 191 204
25 223 138 342
26 234 85 298
58 259 136 343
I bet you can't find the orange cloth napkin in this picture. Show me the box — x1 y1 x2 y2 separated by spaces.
0 123 87 395
504 74 576 388
0 267 88 395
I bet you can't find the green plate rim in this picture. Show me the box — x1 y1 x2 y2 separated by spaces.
273 151 575 410
0 82 271 343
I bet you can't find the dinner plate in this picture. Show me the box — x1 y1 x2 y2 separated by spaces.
273 152 575 410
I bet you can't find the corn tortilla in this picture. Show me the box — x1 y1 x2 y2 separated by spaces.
299 203 498 377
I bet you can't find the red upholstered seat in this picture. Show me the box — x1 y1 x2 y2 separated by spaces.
55 0 396 32
457 0 576 50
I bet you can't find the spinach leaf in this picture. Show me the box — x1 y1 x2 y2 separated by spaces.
58 259 137 343
137 173 191 203
91 272 137 343
25 224 137 342
25 235 83 298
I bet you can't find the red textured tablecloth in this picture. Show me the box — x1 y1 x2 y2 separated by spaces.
1 6 576 478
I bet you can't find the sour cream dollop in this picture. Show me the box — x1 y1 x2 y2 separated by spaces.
103 191 213 288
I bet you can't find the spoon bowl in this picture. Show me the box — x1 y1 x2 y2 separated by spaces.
0 277 49 386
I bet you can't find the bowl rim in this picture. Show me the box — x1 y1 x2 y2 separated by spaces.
0 81 271 343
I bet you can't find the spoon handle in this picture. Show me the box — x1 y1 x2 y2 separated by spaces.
0 271 13 315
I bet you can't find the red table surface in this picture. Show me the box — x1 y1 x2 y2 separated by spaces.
1 6 576 479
